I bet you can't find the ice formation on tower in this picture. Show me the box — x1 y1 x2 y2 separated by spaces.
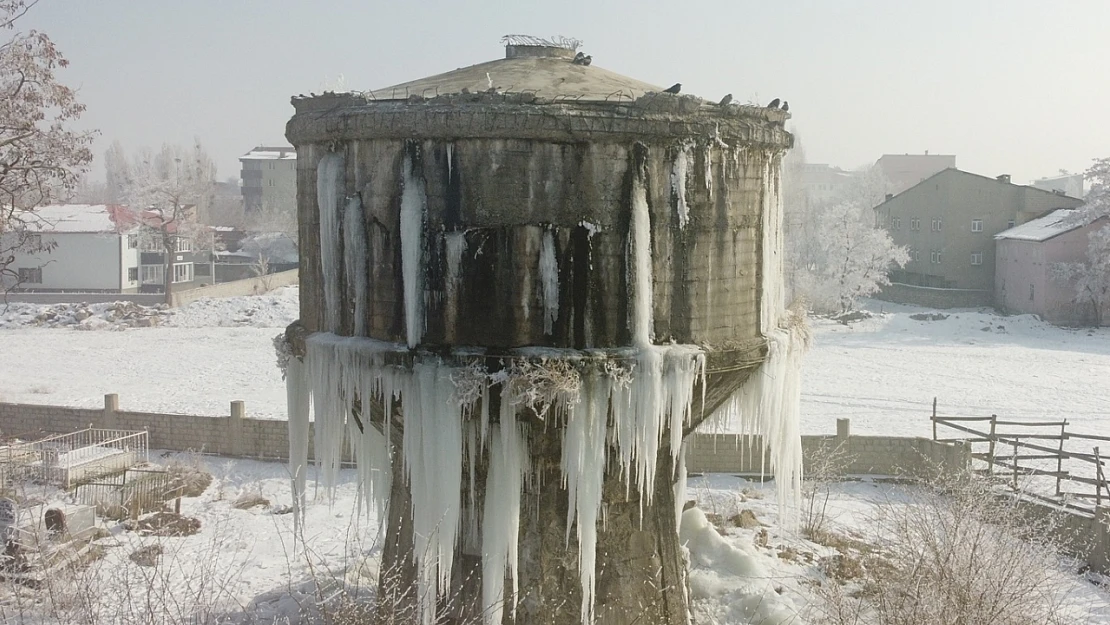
288 144 802 625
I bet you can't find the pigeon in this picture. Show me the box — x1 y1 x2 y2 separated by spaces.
581 55 592 66
664 83 682 94
781 101 790 112
718 93 733 106
573 52 585 63
767 98 780 109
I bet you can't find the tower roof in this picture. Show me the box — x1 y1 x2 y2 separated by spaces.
372 44 665 103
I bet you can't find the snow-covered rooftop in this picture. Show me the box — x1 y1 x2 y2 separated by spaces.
22 204 128 234
994 209 1083 242
240 147 296 161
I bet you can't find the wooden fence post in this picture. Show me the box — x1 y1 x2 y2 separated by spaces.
1012 439 1019 490
932 397 938 441
1057 420 1068 496
987 414 998 477
1096 447 1104 508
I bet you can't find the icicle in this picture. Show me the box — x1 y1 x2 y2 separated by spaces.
344 195 368 336
286 356 310 538
673 440 687 530
481 401 529 625
561 371 610 625
301 333 487 625
540 228 559 335
629 173 653 347
671 145 691 229
444 231 467 291
703 144 714 199
400 152 427 348
446 143 453 179
317 152 345 333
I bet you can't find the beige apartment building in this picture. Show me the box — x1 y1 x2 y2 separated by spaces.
873 169 1082 306
239 146 296 212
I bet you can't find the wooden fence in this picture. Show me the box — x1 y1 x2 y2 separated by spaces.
930 398 1110 511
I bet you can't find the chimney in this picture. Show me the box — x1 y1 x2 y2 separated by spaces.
996 174 1011 184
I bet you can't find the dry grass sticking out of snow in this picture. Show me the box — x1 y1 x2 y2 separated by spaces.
0 455 382 625
685 473 1110 625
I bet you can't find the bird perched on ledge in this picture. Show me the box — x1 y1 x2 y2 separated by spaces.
580 55 592 66
664 83 682 94
767 98 780 109
718 93 733 106
781 101 790 112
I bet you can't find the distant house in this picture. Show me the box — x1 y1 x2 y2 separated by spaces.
995 210 1107 326
875 153 956 194
1031 173 1085 199
240 146 296 212
2 204 142 293
873 169 1083 307
123 206 210 293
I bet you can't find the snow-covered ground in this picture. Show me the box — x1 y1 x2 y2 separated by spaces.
2 293 1108 437
1 291 1109 621
800 301 1110 438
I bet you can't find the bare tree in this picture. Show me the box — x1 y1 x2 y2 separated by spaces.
121 141 216 304
0 0 95 292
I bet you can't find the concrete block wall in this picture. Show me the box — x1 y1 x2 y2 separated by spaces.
876 282 993 309
688 418 972 478
169 269 298 308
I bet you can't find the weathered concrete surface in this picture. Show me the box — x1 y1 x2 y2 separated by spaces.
286 45 793 625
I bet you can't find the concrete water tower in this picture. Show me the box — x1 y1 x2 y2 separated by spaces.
282 35 798 625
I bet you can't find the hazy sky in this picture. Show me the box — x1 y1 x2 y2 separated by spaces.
24 0 1110 185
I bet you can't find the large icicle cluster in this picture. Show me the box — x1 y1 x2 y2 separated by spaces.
316 153 345 333
705 151 809 512
288 338 707 625
400 152 428 348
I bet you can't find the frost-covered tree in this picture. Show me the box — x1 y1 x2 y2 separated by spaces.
785 158 904 313
0 0 95 292
119 141 216 303
806 200 909 313
1052 157 1110 325
103 139 130 203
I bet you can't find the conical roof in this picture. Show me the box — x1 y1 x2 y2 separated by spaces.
372 45 665 103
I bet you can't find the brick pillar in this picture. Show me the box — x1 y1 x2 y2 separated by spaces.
103 393 119 430
229 401 245 457
836 418 850 440
1092 507 1110 575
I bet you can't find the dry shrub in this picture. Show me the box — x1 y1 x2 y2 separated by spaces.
164 453 213 498
810 470 1081 625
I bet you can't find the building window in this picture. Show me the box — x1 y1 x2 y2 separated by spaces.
173 263 194 283
892 217 901 230
127 234 139 249
1008 219 1016 229
128 267 138 282
17 267 42 284
909 248 919 262
1029 284 1035 301
932 219 943 232
972 219 983 232
142 265 163 284
910 218 921 231
174 238 192 253
930 250 938 264
971 252 983 265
